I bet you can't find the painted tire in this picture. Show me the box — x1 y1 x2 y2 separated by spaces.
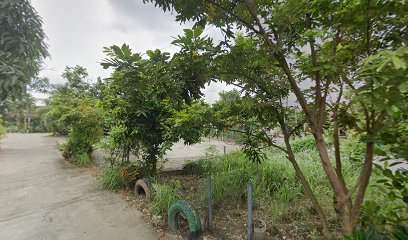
134 178 153 199
168 200 202 238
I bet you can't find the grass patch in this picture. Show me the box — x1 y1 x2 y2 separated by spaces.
99 165 128 190
151 182 181 216
191 147 359 223
74 152 92 166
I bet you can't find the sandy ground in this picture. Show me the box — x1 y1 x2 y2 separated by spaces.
0 133 158 240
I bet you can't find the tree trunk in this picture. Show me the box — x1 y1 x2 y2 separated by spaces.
313 131 347 200
333 124 355 236
280 123 334 239
351 142 374 227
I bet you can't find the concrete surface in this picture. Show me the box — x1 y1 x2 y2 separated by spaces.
92 138 240 170
0 133 158 240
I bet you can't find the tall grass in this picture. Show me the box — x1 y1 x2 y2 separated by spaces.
99 165 128 190
151 182 181 216
194 147 359 221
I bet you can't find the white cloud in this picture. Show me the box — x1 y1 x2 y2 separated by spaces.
32 0 230 103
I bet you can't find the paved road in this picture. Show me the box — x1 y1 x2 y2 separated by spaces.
0 133 158 240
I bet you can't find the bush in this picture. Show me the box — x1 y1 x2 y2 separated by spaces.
151 182 181 216
362 164 408 237
183 159 211 175
47 94 103 165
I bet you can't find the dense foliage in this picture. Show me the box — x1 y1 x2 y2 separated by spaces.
7 1 404 238
45 66 103 165
0 0 48 100
143 0 408 237
100 29 215 174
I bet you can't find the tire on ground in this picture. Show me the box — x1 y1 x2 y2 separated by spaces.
134 178 153 199
168 200 202 239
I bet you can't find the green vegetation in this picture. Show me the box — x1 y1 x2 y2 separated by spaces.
151 182 181 216
45 66 103 165
3 0 404 238
100 29 214 175
99 162 147 190
0 78 51 133
0 0 48 100
144 1 407 237
191 149 356 220
363 165 408 235
48 96 102 164
0 116 5 138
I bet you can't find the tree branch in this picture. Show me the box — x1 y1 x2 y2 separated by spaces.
242 0 316 130
204 0 261 34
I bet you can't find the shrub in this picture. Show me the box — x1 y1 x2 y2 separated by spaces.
183 158 210 175
151 182 181 216
47 94 103 165
362 164 408 237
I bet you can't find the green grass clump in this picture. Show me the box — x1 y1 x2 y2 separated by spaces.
201 148 357 221
75 152 92 166
151 182 181 216
99 162 147 190
99 165 128 190
290 135 317 152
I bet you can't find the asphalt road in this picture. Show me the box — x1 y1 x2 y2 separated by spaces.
0 133 158 240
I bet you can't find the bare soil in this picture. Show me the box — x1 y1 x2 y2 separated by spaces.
117 174 323 240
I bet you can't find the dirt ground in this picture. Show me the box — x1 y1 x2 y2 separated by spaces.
0 133 158 240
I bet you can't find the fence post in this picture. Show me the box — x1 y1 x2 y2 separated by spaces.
223 145 226 155
207 175 213 231
247 182 253 240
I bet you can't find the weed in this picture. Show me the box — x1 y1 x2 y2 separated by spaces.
75 152 92 166
197 148 357 223
98 162 147 190
151 182 181 216
99 165 127 190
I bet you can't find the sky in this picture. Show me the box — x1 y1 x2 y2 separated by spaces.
31 0 235 103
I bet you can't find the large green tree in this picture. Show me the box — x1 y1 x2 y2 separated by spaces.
0 0 48 100
144 0 407 238
101 29 214 174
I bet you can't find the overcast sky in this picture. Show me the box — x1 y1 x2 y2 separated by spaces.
31 0 234 103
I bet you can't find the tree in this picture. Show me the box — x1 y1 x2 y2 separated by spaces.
0 0 48 100
0 93 36 132
56 65 91 97
44 66 93 135
45 66 103 164
144 0 407 237
101 30 213 174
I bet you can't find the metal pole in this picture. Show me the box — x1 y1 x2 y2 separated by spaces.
207 175 213 231
223 146 226 155
247 182 253 240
